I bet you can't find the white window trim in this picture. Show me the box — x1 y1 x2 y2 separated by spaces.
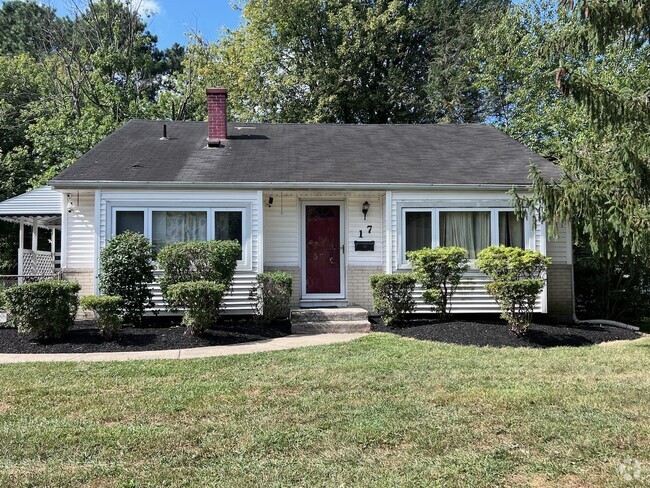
110 205 252 271
399 207 532 269
112 207 150 238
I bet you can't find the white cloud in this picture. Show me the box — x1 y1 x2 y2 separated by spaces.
121 0 161 17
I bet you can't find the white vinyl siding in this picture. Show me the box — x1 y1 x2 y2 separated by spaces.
64 191 95 268
99 189 261 314
263 192 385 268
391 191 547 313
546 223 572 265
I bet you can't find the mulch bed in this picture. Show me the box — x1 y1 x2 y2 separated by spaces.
371 317 643 348
0 317 291 354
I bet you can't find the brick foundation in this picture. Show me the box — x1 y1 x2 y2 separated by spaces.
346 266 383 310
547 264 574 320
262 266 301 308
62 268 95 319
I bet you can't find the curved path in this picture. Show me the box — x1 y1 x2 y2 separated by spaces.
0 333 367 364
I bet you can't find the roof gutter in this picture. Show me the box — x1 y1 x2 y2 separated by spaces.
49 180 530 192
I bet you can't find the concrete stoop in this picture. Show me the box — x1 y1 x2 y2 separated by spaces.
291 307 371 334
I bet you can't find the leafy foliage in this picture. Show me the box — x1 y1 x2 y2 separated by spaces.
98 231 155 325
188 0 505 124
156 240 241 301
573 237 650 323
0 1 61 56
166 281 227 335
250 271 293 323
406 247 468 317
370 274 416 326
80 295 123 340
476 246 550 335
2 280 80 339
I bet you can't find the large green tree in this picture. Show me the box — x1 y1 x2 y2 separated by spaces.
0 1 61 56
472 0 650 320
187 0 506 123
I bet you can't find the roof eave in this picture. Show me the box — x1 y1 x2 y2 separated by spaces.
49 180 531 192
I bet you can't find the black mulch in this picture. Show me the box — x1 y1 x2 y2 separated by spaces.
0 317 291 354
371 316 642 348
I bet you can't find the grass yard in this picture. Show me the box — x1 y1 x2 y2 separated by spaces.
0 334 648 487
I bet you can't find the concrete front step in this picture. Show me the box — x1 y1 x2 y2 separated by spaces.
292 320 371 334
291 307 369 323
291 308 371 334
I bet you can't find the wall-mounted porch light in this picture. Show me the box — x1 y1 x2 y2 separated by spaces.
267 196 274 207
362 201 370 220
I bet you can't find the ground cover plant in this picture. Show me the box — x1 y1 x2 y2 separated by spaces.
0 334 647 486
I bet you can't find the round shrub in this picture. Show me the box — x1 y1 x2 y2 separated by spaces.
476 246 551 335
406 246 469 318
370 274 416 326
99 231 155 326
157 240 241 300
250 271 293 323
3 280 80 339
166 281 227 335
80 295 123 340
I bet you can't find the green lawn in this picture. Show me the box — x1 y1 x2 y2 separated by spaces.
0 334 648 487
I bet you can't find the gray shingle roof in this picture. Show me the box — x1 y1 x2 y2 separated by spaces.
51 120 560 187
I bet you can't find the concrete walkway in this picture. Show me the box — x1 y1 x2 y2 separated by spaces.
0 333 367 364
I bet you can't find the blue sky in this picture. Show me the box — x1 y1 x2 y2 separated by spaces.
5 1 244 48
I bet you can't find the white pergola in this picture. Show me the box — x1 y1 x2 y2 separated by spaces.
0 186 62 282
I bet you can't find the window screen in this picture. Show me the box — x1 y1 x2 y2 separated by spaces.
115 211 145 235
215 211 243 259
405 211 432 253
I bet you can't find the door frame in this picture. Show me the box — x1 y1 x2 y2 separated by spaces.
300 200 346 300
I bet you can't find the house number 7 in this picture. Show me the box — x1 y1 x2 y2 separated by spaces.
367 225 372 234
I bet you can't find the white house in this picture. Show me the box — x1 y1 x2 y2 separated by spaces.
0 88 574 319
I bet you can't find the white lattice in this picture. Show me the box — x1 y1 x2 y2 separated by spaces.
22 251 55 276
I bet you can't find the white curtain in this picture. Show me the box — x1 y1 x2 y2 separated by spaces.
440 212 490 259
152 211 207 250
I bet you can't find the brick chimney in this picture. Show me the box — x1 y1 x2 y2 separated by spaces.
206 87 227 145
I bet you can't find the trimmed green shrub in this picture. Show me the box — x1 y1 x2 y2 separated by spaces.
406 247 469 317
99 231 155 326
370 274 416 326
3 280 80 339
476 246 551 335
250 271 293 323
166 281 227 335
157 240 241 299
80 295 123 340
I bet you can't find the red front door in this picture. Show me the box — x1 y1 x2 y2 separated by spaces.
305 205 341 294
